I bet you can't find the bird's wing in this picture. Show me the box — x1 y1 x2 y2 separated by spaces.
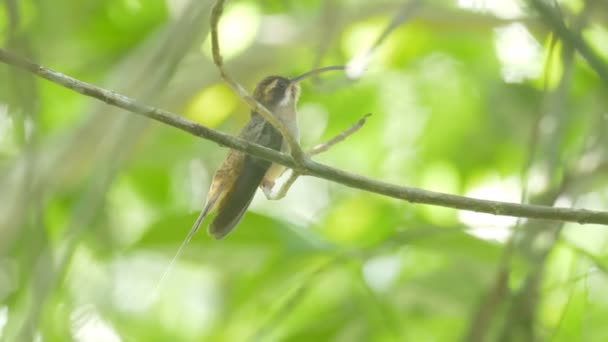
208 116 282 239
207 157 264 239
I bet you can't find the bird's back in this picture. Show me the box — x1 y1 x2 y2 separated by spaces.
208 114 283 239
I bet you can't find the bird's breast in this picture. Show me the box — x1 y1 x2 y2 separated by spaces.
274 105 299 146
263 105 299 183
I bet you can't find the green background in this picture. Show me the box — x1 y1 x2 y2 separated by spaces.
2 0 608 341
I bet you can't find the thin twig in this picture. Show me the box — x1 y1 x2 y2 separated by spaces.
309 113 371 155
269 172 299 200
3 49 608 226
346 0 419 77
368 0 419 56
268 113 372 200
210 0 305 161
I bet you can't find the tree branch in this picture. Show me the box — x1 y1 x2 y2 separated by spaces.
309 113 371 155
2 48 608 225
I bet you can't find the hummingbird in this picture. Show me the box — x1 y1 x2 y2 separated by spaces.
152 67 345 291
189 66 344 240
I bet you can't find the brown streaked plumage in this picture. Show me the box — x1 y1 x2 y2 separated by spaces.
186 66 344 240
199 76 295 239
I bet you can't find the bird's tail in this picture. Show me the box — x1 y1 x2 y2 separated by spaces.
152 193 220 296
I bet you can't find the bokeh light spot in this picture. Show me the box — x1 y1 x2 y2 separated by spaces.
186 84 237 128
202 2 261 59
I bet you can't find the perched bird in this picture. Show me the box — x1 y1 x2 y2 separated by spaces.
152 67 344 291
190 66 343 240
201 75 295 239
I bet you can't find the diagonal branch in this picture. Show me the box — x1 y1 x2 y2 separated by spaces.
528 0 608 86
346 0 419 78
209 0 305 161
2 48 608 225
309 113 371 155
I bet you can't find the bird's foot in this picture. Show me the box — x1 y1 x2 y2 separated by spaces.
261 179 275 200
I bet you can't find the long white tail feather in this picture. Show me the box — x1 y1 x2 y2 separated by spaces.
151 192 220 299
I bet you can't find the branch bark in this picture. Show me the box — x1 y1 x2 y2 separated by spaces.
2 48 608 225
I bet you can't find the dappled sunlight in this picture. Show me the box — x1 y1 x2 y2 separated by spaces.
153 260 220 337
186 84 237 128
297 103 329 147
563 191 608 253
66 245 219 338
71 305 121 342
378 72 427 182
577 149 604 174
578 186 608 210
123 0 142 13
258 15 298 45
420 162 461 225
4 0 608 340
107 177 158 247
67 247 111 307
346 53 372 80
555 194 574 208
325 199 373 242
363 254 402 292
252 176 330 227
584 24 608 59
111 253 163 314
466 225 511 242
0 306 7 339
0 104 17 156
379 73 426 149
341 19 385 61
166 0 190 19
168 158 213 218
202 2 261 59
525 164 550 196
413 53 485 174
342 18 393 76
183 158 212 213
494 23 543 83
585 272 608 306
457 0 523 19
459 175 521 241
114 252 219 338
564 222 608 255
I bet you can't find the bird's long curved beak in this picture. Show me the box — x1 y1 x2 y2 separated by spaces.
290 65 345 84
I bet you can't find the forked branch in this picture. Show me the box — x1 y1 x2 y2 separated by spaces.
265 114 372 200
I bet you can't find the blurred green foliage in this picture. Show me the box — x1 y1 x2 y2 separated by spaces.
2 0 608 341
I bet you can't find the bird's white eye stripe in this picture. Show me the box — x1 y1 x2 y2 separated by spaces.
263 79 279 99
278 87 292 107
